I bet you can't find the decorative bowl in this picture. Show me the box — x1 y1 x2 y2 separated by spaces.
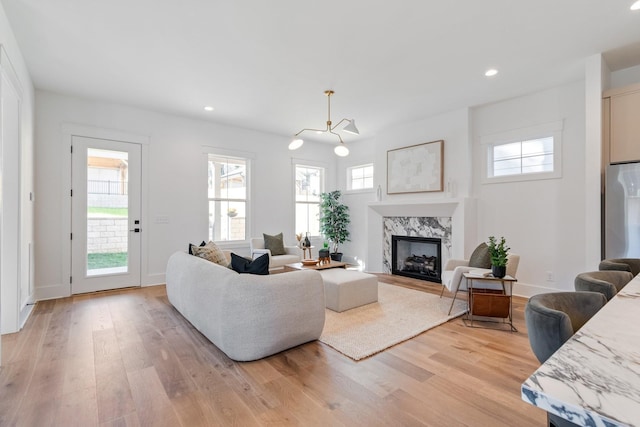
301 259 318 266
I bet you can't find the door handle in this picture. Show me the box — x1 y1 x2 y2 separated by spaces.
129 228 141 233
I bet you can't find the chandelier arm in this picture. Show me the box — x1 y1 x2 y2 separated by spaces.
328 129 345 144
294 125 329 137
330 117 352 132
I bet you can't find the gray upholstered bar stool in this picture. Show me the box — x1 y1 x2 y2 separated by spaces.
525 291 607 427
574 270 633 301
598 258 640 277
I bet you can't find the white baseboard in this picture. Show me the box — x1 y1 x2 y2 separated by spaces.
35 283 71 301
513 282 564 298
19 303 35 329
34 276 165 301
143 273 166 286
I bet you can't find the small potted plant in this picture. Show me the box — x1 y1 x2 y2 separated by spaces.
319 190 350 261
488 236 510 278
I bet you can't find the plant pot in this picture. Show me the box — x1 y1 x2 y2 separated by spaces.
330 253 343 262
492 265 506 278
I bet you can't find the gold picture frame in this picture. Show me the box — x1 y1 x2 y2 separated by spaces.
387 140 444 194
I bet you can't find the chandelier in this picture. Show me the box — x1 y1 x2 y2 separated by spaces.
288 90 359 157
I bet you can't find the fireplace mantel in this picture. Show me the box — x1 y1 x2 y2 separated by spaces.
368 198 461 217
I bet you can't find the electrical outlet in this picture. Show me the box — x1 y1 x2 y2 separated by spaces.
546 271 555 282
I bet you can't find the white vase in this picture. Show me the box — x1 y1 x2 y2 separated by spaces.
376 185 382 201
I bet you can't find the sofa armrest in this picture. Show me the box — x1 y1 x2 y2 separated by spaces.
444 258 470 271
445 265 479 292
219 270 325 361
252 248 271 260
284 245 302 258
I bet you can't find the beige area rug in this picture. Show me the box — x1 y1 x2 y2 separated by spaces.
319 283 468 361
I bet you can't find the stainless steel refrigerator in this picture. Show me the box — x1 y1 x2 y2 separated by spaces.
604 163 640 259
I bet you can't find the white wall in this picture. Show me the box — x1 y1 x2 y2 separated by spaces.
0 2 36 341
472 81 588 295
34 91 335 299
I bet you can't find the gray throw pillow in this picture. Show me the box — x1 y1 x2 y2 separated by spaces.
263 232 286 256
468 242 492 268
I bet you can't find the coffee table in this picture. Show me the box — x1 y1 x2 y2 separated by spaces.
284 261 348 271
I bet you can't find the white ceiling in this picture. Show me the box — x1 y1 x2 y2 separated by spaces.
3 0 640 144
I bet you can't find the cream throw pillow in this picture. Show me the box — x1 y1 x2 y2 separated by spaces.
191 241 228 266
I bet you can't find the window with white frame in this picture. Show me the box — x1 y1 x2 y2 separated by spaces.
208 154 249 241
295 164 324 237
482 120 563 183
347 163 374 190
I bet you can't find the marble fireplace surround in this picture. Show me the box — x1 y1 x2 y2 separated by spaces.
366 198 477 274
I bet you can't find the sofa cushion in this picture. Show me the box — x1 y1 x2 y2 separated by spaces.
230 253 269 275
263 232 286 256
468 242 491 268
191 241 229 266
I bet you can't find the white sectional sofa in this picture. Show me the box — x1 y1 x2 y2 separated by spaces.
165 251 326 361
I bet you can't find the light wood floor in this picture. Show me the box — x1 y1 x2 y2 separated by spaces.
0 275 546 426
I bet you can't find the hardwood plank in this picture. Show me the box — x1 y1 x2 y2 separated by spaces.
93 332 137 424
126 366 181 427
170 390 221 427
63 355 96 395
262 376 333 426
91 300 115 332
2 304 51 364
99 412 141 427
373 351 435 382
135 326 196 399
54 386 100 427
0 359 32 425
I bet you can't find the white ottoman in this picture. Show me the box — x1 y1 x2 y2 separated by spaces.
319 269 378 312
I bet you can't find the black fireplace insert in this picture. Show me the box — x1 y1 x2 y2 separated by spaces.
391 235 442 283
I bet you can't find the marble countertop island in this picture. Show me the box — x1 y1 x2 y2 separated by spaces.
521 276 640 426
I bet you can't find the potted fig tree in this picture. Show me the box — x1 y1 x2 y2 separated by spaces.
319 190 350 261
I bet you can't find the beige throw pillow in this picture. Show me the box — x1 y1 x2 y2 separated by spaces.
191 241 228 266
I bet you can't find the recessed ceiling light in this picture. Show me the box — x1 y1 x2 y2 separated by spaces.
632 0 640 10
204 106 214 112
485 68 499 77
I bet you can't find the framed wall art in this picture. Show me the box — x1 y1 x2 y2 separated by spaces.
387 140 443 194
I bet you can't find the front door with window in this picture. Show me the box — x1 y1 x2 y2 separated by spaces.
71 136 141 294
